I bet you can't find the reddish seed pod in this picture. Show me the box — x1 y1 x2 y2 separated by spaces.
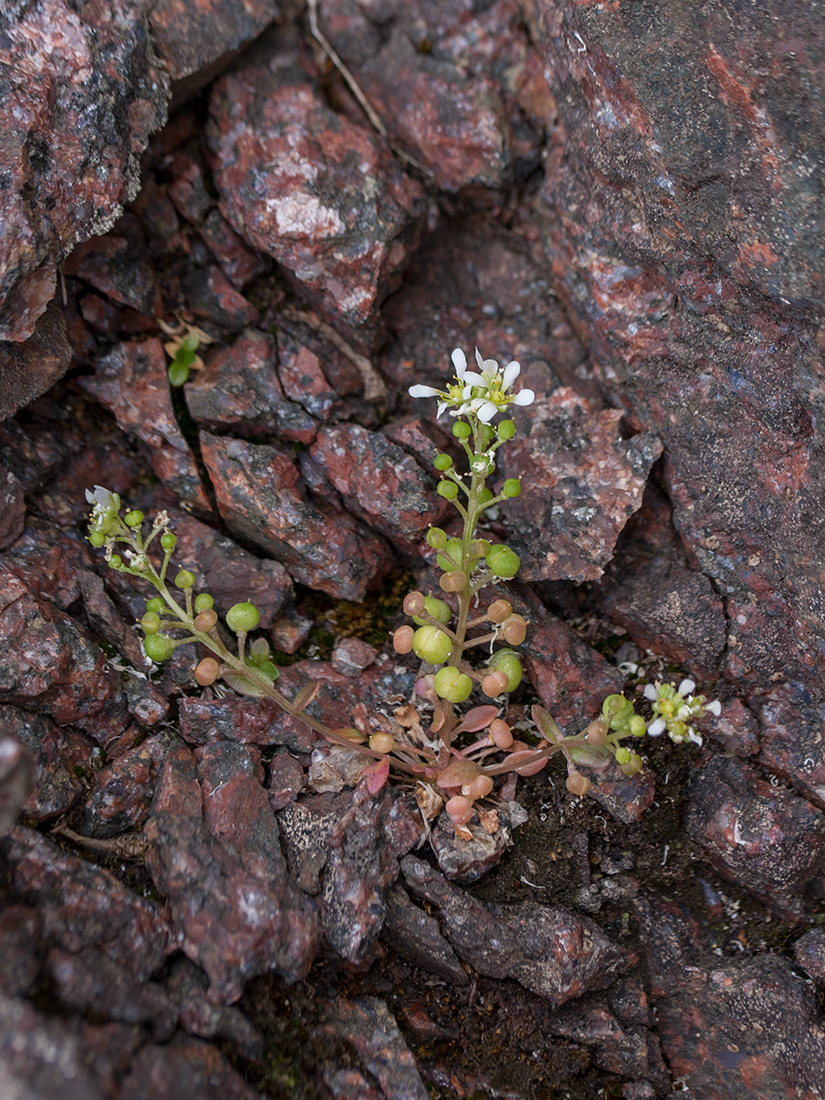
566 772 592 797
500 614 527 645
482 670 510 698
403 591 426 616
439 570 468 593
585 718 608 746
393 625 414 654
195 658 220 686
487 599 512 624
474 774 494 798
445 795 474 825
194 609 218 632
490 719 514 749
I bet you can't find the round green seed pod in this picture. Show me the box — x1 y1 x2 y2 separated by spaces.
433 453 453 471
109 555 123 570
412 625 453 665
175 568 196 590
502 478 521 498
88 530 106 548
487 648 523 692
485 544 520 579
615 746 631 765
437 480 458 500
433 666 473 703
144 634 173 662
160 532 176 552
452 422 471 439
124 510 144 527
140 612 161 635
168 362 190 387
145 597 165 613
478 488 494 507
498 419 516 441
226 602 260 633
412 596 451 627
436 537 463 572
194 593 214 612
629 715 646 738
426 527 447 550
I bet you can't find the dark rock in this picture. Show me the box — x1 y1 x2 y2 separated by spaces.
401 855 634 1006
0 705 89 823
2 825 172 980
0 905 40 995
267 750 305 811
277 329 342 420
130 178 183 258
149 0 280 106
167 151 214 225
198 208 270 289
0 0 168 342
81 734 168 839
121 1036 267 1100
0 734 35 834
185 328 317 443
315 996 429 1100
381 885 469 986
0 300 72 420
179 695 317 753
793 928 825 983
63 216 161 318
322 0 545 192
208 74 425 326
270 607 312 654
164 956 262 1058
2 518 90 610
753 682 825 809
201 432 393 600
77 569 147 675
710 697 760 758
331 636 379 678
684 755 825 919
182 265 260 329
585 764 656 826
47 948 177 1040
168 508 293 629
309 423 448 552
144 740 321 1002
0 561 128 742
79 339 208 510
502 386 662 583
0 456 25 546
429 802 528 884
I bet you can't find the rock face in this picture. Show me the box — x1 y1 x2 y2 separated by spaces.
523 0 825 692
0 0 169 343
208 72 426 326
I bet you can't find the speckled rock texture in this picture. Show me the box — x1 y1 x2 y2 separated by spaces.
207 71 426 326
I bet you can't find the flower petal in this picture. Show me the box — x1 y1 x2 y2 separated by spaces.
678 678 696 697
511 388 535 406
475 347 485 368
451 348 467 376
476 401 498 423
502 360 521 389
647 718 667 737
460 372 484 389
409 384 441 398
643 684 659 701
705 700 722 717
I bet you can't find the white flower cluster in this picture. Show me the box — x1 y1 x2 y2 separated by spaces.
410 347 535 422
644 678 721 746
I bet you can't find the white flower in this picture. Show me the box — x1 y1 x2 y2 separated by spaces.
409 346 535 421
643 677 720 747
86 485 122 531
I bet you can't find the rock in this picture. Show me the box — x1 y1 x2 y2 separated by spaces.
308 423 448 552
149 0 280 106
794 928 825 983
401 855 634 1006
0 457 24 547
331 636 379 678
181 265 260 329
208 74 425 326
683 755 825 919
0 561 128 742
121 1036 268 1100
185 329 317 443
0 0 168 342
79 339 208 510
0 735 34 835
321 0 546 192
524 0 825 691
0 300 72 420
430 802 528 884
501 386 662 583
198 208 270 289
381 886 469 986
267 750 305 811
0 906 40 995
62 216 161 318
276 329 342 421
164 956 262 1059
179 695 317 753
2 825 172 980
200 432 393 600
144 740 321 1002
167 508 293 629
80 734 168 838
0 705 89 823
315 996 429 1100
753 682 825 809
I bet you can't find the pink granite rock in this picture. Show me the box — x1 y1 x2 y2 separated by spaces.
0 301 72 420
208 74 425 326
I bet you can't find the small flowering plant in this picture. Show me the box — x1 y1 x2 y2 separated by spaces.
84 346 720 835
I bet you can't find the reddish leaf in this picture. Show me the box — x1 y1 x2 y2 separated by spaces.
363 755 390 794
532 705 563 743
452 705 498 735
293 681 320 711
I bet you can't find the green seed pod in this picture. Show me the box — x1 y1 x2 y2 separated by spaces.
615 746 631 765
479 424 495 449
485 544 520 579
437 480 458 500
436 536 463 572
140 612 161 635
426 527 447 550
502 478 521 498
433 453 453 471
433 667 473 703
88 530 106 548
452 422 471 439
498 419 516 441
621 753 643 777
412 625 453 665
629 715 646 738
168 361 190 387
487 648 523 692
194 593 214 613
109 555 123 570
478 488 494 507
160 532 177 552
175 569 196 590
144 634 173 662
466 538 490 560
413 596 451 627
124 509 144 527
145 597 165 613
602 693 634 732
226 602 261 633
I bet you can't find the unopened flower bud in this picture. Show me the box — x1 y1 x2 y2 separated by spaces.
195 658 220 686
566 772 592 797
393 625 414 654
487 599 512 624
482 670 510 698
490 719 513 748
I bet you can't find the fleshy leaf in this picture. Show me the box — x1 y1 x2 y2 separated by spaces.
293 681 320 711
532 705 563 743
567 742 614 769
452 705 499 735
363 755 390 794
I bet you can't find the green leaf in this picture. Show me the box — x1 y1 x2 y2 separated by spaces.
532 705 563 743
567 742 613 769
